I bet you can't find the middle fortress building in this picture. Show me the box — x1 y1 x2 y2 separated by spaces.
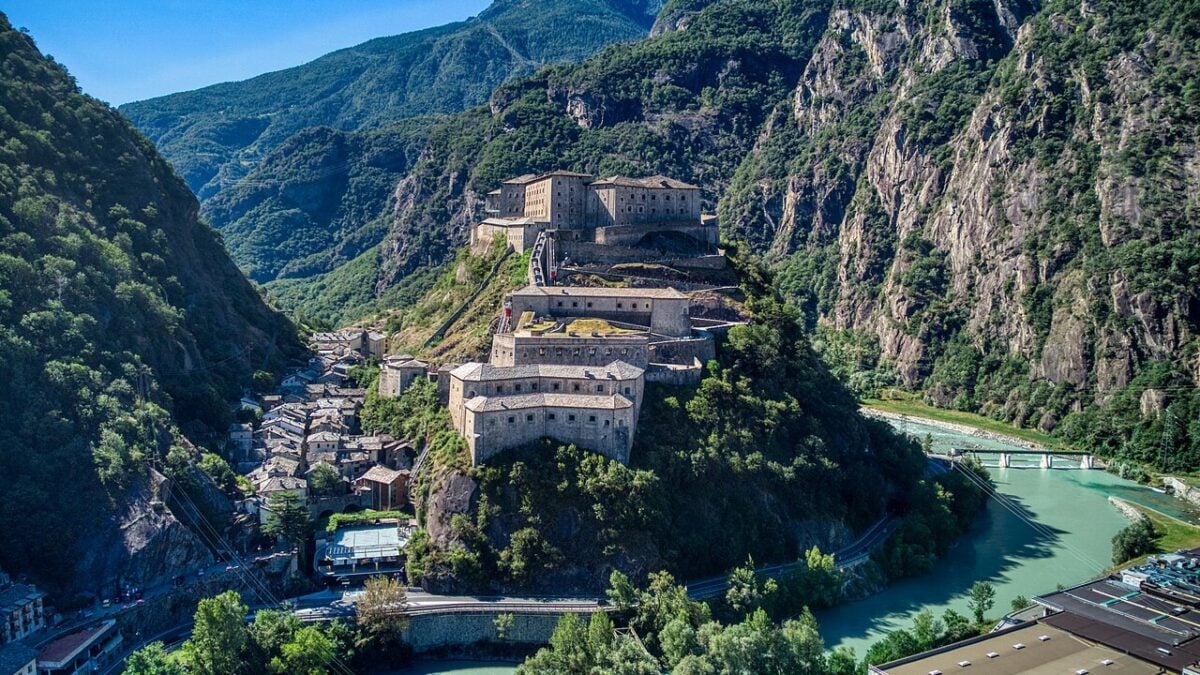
445 284 716 466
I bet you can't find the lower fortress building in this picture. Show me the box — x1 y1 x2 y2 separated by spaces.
449 361 644 464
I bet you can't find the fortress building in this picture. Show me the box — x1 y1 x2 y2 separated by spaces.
473 171 717 253
506 285 692 337
448 361 644 464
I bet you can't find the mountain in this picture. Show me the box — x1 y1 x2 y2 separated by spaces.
119 0 664 202
0 15 303 591
314 0 1198 470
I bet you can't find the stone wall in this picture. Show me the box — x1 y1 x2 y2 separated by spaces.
401 612 584 652
594 221 719 247
648 335 715 366
646 360 704 386
490 333 650 368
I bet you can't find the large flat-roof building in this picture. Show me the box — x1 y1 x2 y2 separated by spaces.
37 620 122 675
507 285 692 338
317 524 409 577
871 622 1162 675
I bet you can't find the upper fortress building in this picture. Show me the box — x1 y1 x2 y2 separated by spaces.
473 171 717 252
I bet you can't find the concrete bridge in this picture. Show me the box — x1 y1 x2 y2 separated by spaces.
951 448 1097 470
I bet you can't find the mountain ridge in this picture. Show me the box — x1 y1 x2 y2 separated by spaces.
119 0 665 201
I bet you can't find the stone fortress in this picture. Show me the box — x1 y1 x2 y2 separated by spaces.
382 170 740 466
471 170 718 253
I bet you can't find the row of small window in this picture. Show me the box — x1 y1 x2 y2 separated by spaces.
554 300 649 310
618 194 686 202
530 347 633 356
624 206 681 214
490 413 611 426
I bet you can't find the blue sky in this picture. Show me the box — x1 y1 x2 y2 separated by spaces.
4 0 493 105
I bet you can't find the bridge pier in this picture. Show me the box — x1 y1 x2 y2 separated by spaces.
999 453 1011 468
1041 453 1053 469
1080 454 1094 470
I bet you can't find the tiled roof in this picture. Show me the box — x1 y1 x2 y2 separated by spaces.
589 174 699 190
502 173 539 185
38 620 115 667
0 583 44 613
511 284 687 299
0 641 37 673
465 393 633 413
357 465 408 485
450 361 643 382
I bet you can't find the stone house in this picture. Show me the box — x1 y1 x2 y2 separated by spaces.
378 354 429 397
354 465 410 511
490 333 650 369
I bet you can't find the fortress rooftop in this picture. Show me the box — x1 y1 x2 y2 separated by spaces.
510 285 688 299
464 393 634 412
451 361 643 382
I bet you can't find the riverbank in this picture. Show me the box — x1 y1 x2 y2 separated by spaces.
864 401 1060 449
862 398 1062 450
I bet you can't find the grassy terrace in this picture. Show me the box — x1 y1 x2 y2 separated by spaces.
1120 502 1200 566
862 394 1064 449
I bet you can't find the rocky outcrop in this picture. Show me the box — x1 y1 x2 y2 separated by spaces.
73 471 216 600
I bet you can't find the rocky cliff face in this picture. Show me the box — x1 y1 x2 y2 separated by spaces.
714 0 1200 467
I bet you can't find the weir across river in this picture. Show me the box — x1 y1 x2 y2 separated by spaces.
945 447 1098 469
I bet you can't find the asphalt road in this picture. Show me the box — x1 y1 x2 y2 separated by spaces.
682 515 898 601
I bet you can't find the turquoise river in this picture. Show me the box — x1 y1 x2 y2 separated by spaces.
815 416 1200 657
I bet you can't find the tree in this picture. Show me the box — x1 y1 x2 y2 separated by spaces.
269 624 341 675
249 609 302 667
967 581 996 624
308 463 343 497
198 452 237 493
1112 517 1157 564
355 575 409 640
494 612 514 641
911 608 944 651
183 591 249 675
607 570 638 612
1011 595 1030 612
725 557 778 617
252 370 275 393
263 490 311 559
124 642 185 675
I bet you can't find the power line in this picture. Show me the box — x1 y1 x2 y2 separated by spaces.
168 482 357 675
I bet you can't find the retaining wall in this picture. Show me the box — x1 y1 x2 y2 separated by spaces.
401 612 575 652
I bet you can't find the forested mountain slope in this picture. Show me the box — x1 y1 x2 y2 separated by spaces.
0 16 303 591
119 0 663 201
328 0 1198 469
